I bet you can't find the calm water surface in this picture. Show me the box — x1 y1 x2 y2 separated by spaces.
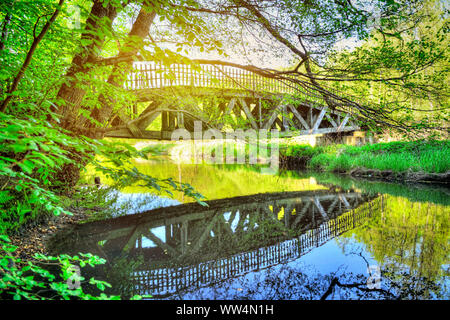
49 158 450 300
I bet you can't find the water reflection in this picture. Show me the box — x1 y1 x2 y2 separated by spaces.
57 158 449 300
50 188 384 297
83 159 328 202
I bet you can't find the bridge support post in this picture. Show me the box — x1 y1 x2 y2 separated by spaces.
177 112 184 128
132 103 137 119
161 111 168 131
169 112 176 130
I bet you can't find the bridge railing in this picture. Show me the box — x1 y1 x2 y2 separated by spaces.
125 61 351 109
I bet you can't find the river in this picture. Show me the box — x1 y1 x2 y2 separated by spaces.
48 155 450 300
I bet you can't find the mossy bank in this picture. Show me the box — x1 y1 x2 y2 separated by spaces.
280 140 450 184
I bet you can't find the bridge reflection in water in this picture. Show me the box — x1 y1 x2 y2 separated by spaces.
50 189 384 297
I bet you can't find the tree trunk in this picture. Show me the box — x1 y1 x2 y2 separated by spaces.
89 5 156 130
0 12 12 51
50 0 121 189
56 0 119 130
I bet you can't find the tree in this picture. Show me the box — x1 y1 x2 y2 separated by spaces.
0 0 65 113
55 0 121 129
41 0 447 137
0 0 208 234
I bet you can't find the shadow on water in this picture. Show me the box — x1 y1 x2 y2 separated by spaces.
51 160 449 300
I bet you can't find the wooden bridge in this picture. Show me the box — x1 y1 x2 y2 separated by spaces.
105 61 361 140
49 189 383 296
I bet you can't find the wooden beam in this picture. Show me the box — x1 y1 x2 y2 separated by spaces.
337 114 350 131
177 112 185 128
238 98 258 129
138 101 158 118
224 98 236 116
274 117 283 130
288 104 310 130
141 229 180 258
136 111 161 130
181 213 223 257
292 201 311 228
325 113 338 128
262 103 282 129
339 194 351 208
161 111 168 130
258 98 262 126
282 105 289 130
326 198 340 215
116 111 144 138
313 197 329 220
134 102 169 129
122 227 141 251
311 107 328 132
180 221 188 254
168 112 176 130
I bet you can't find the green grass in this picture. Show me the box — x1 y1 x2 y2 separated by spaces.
281 140 450 174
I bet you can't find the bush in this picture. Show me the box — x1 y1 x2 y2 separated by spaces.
0 235 148 300
280 140 450 173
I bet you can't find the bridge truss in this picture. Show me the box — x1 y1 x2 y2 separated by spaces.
105 62 361 140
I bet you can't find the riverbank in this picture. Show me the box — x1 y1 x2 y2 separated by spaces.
280 140 450 184
7 186 113 261
8 206 89 261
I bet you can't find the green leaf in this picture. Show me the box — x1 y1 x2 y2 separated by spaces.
0 235 10 242
18 160 34 174
11 143 28 153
